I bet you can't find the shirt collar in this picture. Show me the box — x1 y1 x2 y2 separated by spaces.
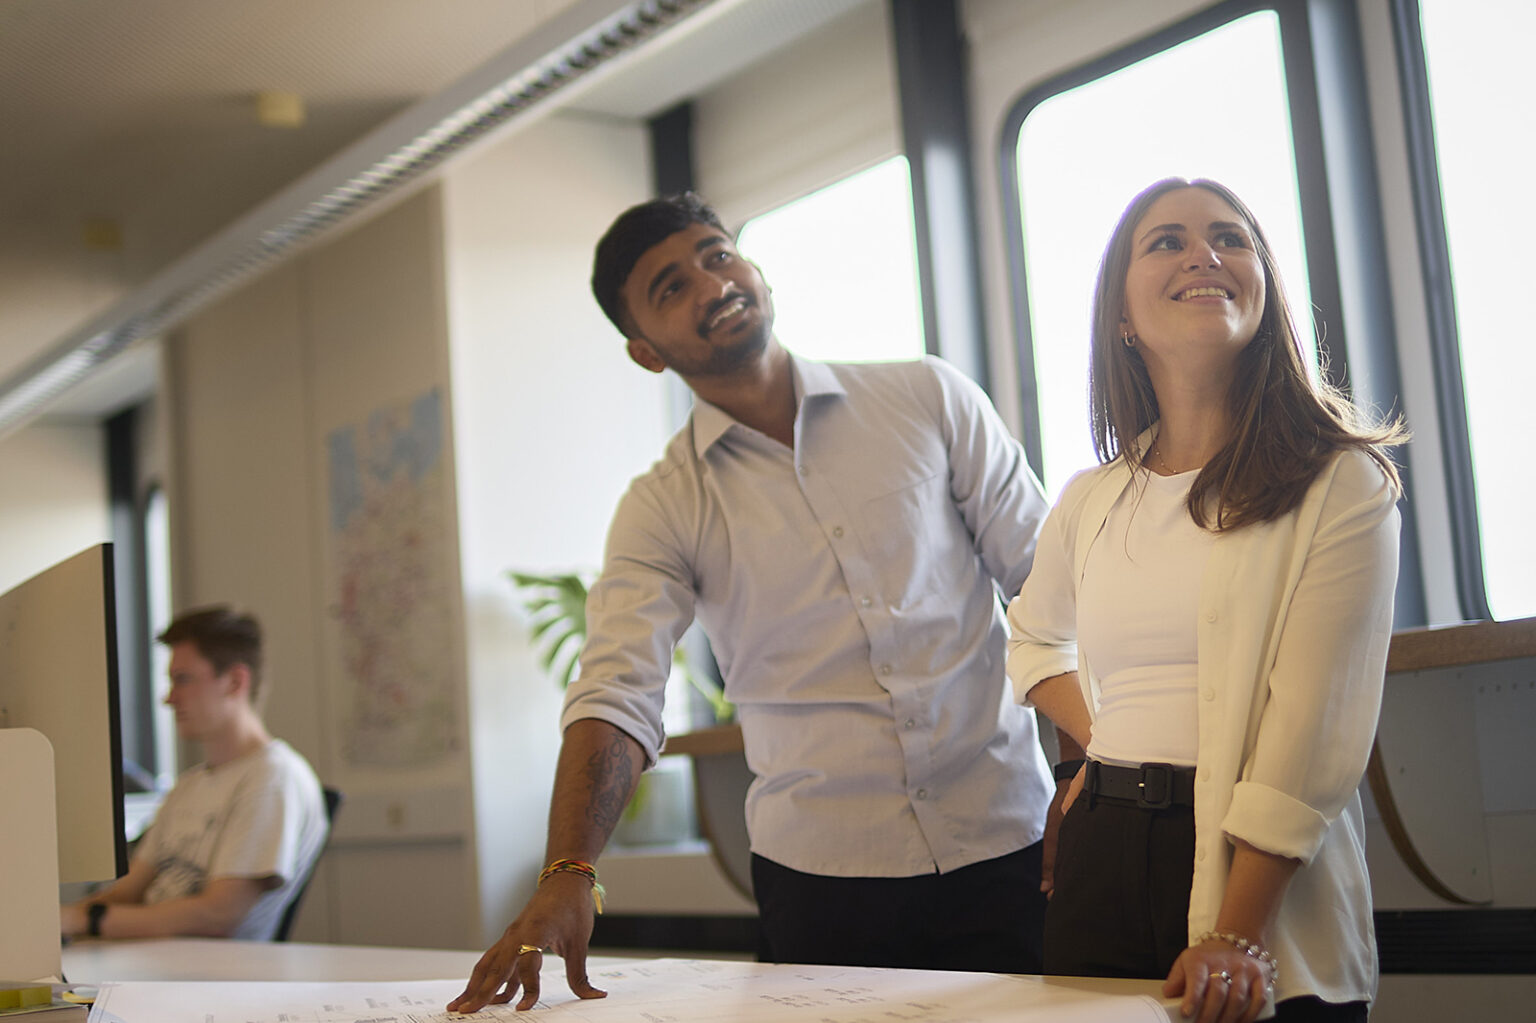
689 352 848 457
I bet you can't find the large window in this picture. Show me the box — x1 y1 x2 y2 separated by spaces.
736 157 925 364
1008 11 1311 496
1412 0 1535 620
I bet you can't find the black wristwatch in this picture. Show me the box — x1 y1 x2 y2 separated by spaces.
1053 758 1086 783
86 901 108 938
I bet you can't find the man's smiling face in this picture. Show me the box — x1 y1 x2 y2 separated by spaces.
619 223 774 378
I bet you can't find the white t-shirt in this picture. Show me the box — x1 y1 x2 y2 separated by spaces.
136 739 327 940
1079 467 1215 766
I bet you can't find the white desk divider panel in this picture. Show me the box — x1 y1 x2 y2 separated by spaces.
0 727 63 982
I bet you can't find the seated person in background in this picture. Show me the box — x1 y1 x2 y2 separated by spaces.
61 606 328 941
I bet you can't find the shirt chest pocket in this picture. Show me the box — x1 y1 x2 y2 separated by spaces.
859 467 969 608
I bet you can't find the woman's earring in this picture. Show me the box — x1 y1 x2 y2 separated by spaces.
1122 333 1136 348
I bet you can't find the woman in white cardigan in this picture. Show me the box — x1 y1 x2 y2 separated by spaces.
1008 178 1403 1023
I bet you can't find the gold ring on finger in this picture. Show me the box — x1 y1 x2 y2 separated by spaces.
518 944 545 955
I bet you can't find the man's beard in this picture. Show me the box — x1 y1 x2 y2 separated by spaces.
659 301 772 378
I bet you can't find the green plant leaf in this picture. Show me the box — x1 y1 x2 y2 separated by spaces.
508 569 733 721
509 570 592 688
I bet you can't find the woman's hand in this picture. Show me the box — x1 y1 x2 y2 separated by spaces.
1059 763 1086 815
1162 936 1274 1023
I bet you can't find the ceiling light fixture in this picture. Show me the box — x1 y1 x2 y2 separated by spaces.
0 0 719 438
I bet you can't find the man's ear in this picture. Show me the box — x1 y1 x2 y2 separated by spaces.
225 662 254 702
626 337 667 375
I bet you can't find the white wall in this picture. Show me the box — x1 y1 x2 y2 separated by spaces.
170 186 476 947
441 109 685 945
0 421 110 594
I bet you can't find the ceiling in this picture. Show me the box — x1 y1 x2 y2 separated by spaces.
0 0 865 421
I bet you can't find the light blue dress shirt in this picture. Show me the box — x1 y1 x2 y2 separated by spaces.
562 355 1055 877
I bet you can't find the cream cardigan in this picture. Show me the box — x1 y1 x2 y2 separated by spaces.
1007 445 1399 1007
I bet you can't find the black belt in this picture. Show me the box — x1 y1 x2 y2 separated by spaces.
1083 760 1196 809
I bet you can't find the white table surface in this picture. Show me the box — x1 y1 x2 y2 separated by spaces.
63 938 1180 1020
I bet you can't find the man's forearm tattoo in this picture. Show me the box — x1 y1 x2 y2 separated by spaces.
583 734 636 833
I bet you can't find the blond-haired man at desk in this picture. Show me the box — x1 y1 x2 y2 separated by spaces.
61 606 327 942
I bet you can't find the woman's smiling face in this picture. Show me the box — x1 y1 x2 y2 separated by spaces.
1120 186 1266 376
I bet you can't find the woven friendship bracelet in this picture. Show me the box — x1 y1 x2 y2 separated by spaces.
1194 930 1279 985
538 858 606 914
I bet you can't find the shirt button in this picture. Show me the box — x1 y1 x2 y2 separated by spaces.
832 526 844 538
797 465 809 476
904 718 916 730
879 664 893 676
915 789 928 800
861 596 872 608
1205 611 1218 623
1202 689 1215 702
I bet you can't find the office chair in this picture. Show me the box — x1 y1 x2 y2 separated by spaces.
273 786 343 942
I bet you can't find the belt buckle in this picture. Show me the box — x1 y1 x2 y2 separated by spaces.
1137 762 1175 810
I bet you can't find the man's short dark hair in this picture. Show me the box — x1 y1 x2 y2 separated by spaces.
591 192 726 336
158 606 264 697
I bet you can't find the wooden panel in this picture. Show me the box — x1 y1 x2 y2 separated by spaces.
662 723 744 758
1374 662 1495 903
1387 617 1536 674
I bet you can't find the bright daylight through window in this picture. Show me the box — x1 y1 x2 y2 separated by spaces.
737 156 926 364
1013 11 1311 497
1418 0 1535 619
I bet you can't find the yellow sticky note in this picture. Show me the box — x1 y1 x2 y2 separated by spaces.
0 983 52 1008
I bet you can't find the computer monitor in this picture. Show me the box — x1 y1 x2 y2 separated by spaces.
0 542 128 884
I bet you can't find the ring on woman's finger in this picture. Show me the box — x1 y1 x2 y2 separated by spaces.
517 944 545 956
1213 970 1232 985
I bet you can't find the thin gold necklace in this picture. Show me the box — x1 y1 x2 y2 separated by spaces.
1151 440 1195 476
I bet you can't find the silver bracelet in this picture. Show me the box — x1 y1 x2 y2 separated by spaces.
1194 930 1280 986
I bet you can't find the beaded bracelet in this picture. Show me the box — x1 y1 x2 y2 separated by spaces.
1194 930 1279 985
538 858 606 914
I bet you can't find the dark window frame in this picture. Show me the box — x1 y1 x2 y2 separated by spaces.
997 0 1427 626
106 405 160 789
998 0 1336 473
1387 0 1491 622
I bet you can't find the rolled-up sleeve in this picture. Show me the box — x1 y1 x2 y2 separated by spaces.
560 474 696 766
1222 451 1400 863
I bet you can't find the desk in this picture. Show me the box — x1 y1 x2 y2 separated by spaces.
64 939 1180 1021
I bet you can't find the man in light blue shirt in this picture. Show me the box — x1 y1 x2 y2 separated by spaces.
451 194 1062 1014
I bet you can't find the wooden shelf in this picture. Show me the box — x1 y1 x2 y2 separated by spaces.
661 723 744 758
1387 616 1536 674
